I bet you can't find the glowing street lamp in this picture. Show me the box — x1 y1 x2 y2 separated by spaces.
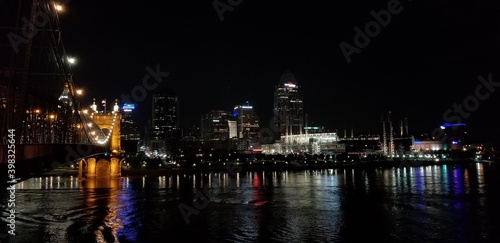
54 4 63 12
67 57 76 64
76 89 83 95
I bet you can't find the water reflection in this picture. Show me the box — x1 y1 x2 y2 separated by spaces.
2 163 499 242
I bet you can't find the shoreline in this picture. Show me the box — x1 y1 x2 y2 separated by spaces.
34 159 497 177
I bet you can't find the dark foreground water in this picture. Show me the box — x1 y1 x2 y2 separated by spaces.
1 162 500 243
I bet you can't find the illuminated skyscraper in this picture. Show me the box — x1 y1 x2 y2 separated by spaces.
150 92 179 154
274 71 304 140
201 110 234 140
120 103 140 141
120 103 141 154
233 103 260 143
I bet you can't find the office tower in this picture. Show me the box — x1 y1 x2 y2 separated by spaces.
274 71 304 140
150 92 179 154
120 103 140 141
233 102 260 142
201 110 233 140
120 103 141 154
185 122 201 139
228 120 237 139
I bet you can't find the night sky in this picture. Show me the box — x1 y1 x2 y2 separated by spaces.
60 0 500 142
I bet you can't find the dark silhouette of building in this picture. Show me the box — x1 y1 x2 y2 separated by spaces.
201 110 236 140
149 92 179 154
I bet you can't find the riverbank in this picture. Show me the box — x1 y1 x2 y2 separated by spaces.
34 159 497 177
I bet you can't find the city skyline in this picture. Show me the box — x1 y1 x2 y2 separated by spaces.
60 0 500 143
3 2 500 242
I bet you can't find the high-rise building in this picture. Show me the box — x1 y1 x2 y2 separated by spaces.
150 93 179 154
120 103 141 154
233 103 260 143
228 120 237 139
274 71 304 140
201 110 234 140
185 122 201 139
120 103 140 141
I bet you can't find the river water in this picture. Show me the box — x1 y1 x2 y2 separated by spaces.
1 162 500 242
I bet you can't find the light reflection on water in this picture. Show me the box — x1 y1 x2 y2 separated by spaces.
1 163 499 242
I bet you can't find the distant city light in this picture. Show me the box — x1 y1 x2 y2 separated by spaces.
441 123 466 128
304 126 321 130
122 103 135 112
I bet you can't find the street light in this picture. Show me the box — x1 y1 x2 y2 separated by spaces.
48 114 56 143
76 89 83 95
54 4 63 12
67 57 76 64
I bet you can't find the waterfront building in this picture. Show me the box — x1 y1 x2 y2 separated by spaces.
274 71 304 140
340 134 384 156
149 92 180 154
228 120 237 139
120 103 141 154
233 103 260 143
200 110 234 140
120 103 140 141
262 133 344 155
184 122 201 139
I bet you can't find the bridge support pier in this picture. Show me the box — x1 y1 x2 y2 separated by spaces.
110 158 121 177
87 158 96 177
78 159 85 180
83 157 121 178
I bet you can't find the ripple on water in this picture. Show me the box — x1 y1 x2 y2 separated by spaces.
1 165 499 242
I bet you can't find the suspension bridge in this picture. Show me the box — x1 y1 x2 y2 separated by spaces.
0 0 122 185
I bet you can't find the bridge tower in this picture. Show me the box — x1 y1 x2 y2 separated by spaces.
91 111 122 153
